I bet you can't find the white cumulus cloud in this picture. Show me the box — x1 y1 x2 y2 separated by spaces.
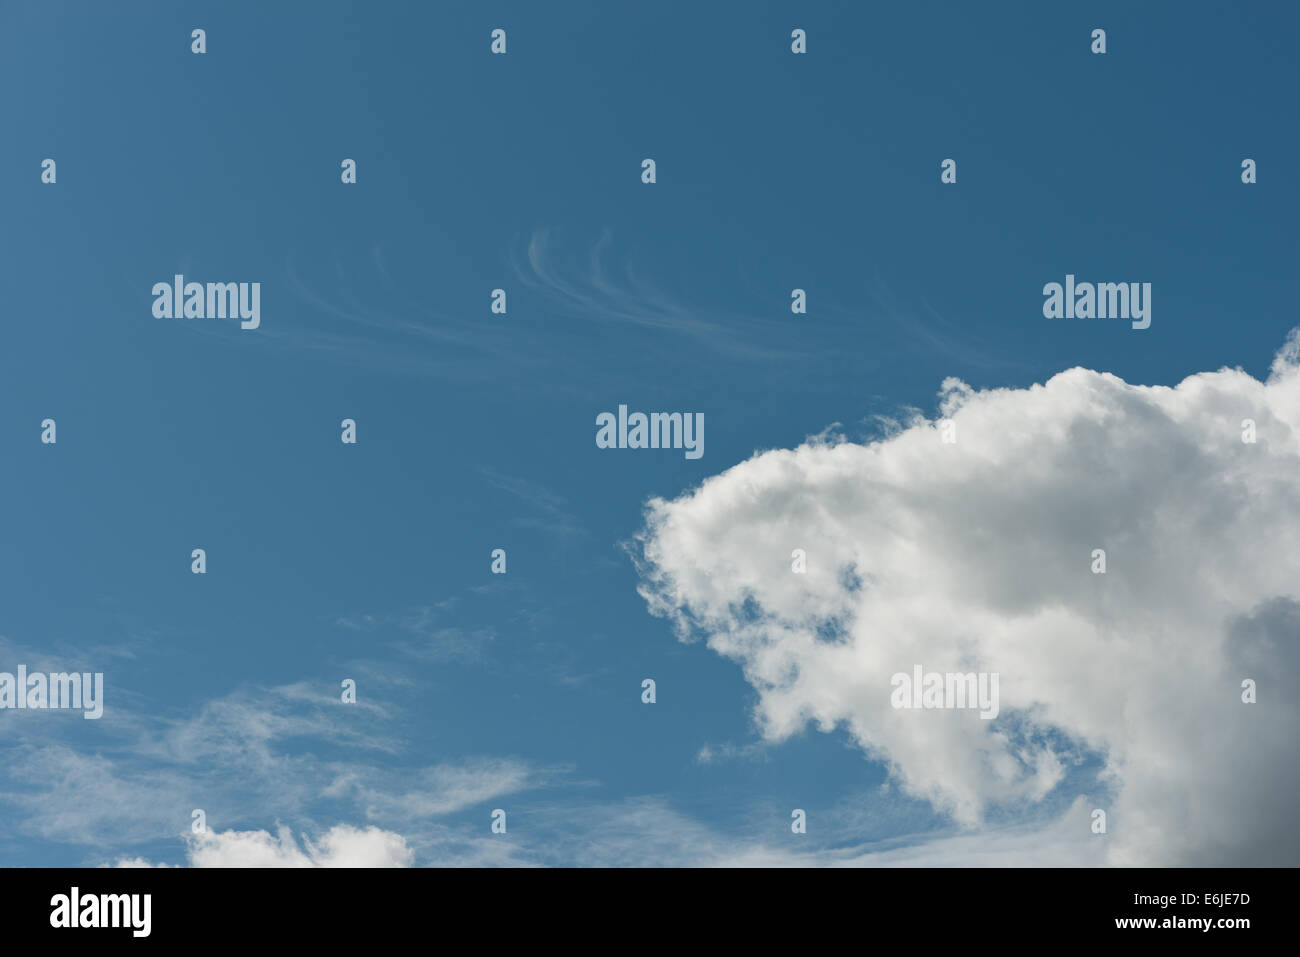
635 330 1300 866
184 824 413 867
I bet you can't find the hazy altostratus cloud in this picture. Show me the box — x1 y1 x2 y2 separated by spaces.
635 330 1300 866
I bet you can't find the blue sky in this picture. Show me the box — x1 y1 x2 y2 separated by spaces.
1 1 1297 867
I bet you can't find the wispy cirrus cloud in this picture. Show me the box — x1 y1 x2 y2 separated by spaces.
511 227 803 363
481 467 587 538
0 640 561 862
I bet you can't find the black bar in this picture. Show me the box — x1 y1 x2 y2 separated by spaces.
0 866 1280 944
